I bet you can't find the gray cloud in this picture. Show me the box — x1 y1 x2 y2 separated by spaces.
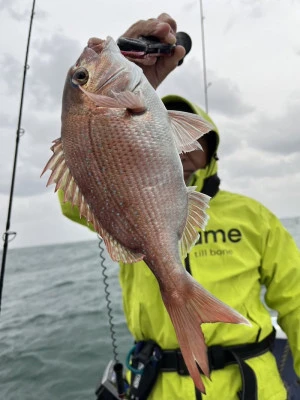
0 109 61 196
217 96 300 161
0 0 29 20
222 149 300 180
23 111 60 145
159 57 254 117
0 164 47 197
0 0 47 21
220 171 300 220
25 33 82 108
0 112 16 129
1 53 23 94
250 99 300 155
0 32 79 198
217 119 248 157
208 75 255 116
0 33 97 198
221 0 265 34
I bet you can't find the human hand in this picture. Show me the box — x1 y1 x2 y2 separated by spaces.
120 13 186 89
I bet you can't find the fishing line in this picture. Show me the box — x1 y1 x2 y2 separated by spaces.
98 236 119 363
0 0 36 314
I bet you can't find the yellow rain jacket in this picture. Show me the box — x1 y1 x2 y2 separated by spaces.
58 95 300 400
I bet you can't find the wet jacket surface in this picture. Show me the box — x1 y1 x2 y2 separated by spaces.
59 95 300 399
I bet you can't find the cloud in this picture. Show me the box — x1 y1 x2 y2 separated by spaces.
249 98 300 155
159 57 254 117
216 95 300 161
0 0 47 21
0 164 46 197
216 117 250 157
207 74 255 116
221 147 300 180
0 32 81 198
0 53 23 94
0 111 61 197
0 112 15 129
27 33 82 108
0 0 29 21
0 192 96 249
220 171 300 219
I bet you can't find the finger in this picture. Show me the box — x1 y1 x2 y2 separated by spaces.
160 45 186 72
126 56 157 67
157 13 177 34
171 45 186 65
121 19 176 44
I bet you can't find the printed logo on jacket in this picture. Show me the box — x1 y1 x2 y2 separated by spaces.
193 228 242 258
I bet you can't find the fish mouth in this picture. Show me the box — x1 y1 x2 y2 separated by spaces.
87 37 106 55
74 37 108 67
72 36 129 97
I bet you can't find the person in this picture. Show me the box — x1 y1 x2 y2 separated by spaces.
58 13 300 400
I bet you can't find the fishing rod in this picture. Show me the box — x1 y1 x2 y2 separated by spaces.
0 0 36 313
199 0 209 113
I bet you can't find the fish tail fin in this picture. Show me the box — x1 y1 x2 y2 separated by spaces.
161 272 250 393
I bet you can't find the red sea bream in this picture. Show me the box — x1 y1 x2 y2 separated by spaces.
42 36 249 393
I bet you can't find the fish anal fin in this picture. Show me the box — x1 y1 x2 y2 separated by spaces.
168 110 214 154
41 138 144 264
180 187 210 258
161 271 250 393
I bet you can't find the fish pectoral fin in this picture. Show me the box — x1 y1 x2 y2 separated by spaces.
168 110 214 154
180 187 210 258
79 86 120 107
41 138 144 264
111 90 146 113
79 85 146 113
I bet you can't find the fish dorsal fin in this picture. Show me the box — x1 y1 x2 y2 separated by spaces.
41 138 144 263
180 187 210 258
168 110 214 154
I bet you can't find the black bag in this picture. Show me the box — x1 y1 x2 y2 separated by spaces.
129 340 163 400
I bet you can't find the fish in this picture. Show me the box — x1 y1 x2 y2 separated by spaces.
41 36 249 393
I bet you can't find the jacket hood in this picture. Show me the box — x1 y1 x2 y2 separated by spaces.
162 94 220 195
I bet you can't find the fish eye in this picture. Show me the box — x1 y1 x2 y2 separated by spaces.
71 67 89 85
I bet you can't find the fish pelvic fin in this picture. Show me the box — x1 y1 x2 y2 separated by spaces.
41 138 144 263
180 187 210 258
168 110 214 154
161 272 250 393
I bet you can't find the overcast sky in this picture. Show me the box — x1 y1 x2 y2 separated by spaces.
0 0 299 249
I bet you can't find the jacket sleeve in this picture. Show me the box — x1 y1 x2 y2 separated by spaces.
260 206 300 377
57 189 95 232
